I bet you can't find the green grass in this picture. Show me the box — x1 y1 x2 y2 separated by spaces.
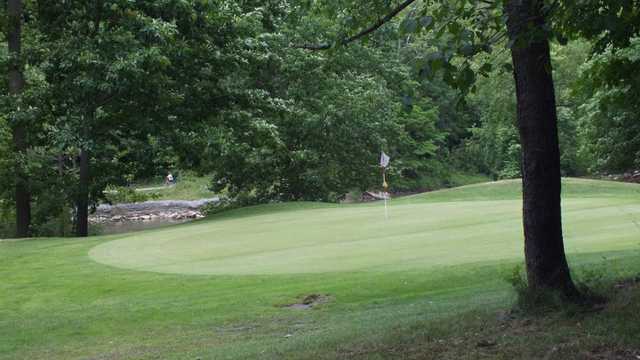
447 171 493 188
2 178 640 359
132 173 216 201
90 178 640 275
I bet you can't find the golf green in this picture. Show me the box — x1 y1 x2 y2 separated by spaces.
89 179 640 275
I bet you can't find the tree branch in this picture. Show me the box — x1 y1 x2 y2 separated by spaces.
295 0 418 50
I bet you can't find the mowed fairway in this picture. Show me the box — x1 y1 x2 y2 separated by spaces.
3 178 640 360
91 178 640 275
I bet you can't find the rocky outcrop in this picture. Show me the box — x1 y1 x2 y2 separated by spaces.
606 170 640 183
90 197 219 224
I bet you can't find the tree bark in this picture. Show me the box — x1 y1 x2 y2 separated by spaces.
76 149 89 237
8 0 31 238
505 0 578 298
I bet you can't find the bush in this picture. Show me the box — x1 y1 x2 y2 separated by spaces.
201 197 236 216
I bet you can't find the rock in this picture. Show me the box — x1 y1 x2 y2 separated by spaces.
95 197 220 215
91 199 209 224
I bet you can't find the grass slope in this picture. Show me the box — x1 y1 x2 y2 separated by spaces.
2 178 640 359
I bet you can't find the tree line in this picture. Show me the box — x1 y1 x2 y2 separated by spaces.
2 0 640 300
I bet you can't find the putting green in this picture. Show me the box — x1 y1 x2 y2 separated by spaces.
89 179 640 275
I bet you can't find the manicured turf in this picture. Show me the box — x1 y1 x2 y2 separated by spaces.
91 178 640 275
2 178 640 359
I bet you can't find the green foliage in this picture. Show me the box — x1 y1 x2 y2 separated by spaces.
179 7 470 203
0 117 14 237
460 53 521 179
1 1 240 235
103 186 158 204
37 0 182 199
574 37 640 173
552 2 640 174
0 116 12 200
554 0 640 52
551 40 592 176
457 41 590 179
130 173 216 202
200 196 239 216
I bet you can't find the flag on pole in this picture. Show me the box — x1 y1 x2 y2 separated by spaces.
380 151 390 191
379 151 391 220
380 151 390 168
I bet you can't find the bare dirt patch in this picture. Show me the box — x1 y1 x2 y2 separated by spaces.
281 294 333 310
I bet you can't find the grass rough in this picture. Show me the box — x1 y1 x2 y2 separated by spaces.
2 178 640 359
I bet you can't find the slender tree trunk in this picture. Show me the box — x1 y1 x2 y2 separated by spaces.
8 0 31 238
57 154 68 236
76 149 89 237
505 0 578 298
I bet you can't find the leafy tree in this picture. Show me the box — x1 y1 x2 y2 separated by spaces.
166 3 455 203
35 0 178 236
504 0 578 297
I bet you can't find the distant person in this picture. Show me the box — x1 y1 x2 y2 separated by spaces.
165 172 175 186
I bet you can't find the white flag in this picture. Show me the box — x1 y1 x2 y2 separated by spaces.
380 151 390 168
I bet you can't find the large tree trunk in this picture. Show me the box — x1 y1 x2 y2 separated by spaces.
8 0 31 238
75 149 89 237
505 0 579 298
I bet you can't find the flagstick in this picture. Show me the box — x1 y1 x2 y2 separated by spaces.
380 151 391 221
382 167 389 220
384 194 389 220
